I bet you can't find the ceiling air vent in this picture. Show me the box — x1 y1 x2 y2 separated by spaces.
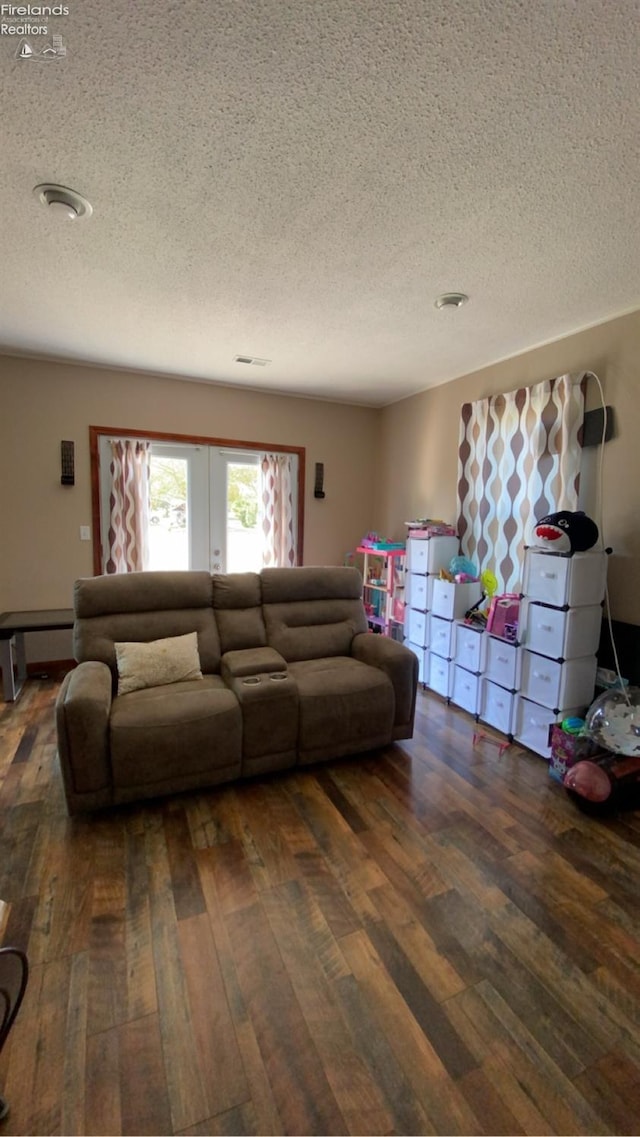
233 354 271 367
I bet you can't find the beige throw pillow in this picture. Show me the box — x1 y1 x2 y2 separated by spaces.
115 631 203 696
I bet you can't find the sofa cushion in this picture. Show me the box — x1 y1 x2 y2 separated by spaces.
110 675 241 788
74 571 221 676
261 566 363 603
76 570 214 617
215 607 267 653
263 599 367 661
288 656 394 762
115 631 202 695
212 572 262 609
261 567 367 661
212 572 267 652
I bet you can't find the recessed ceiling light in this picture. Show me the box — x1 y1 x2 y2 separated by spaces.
435 292 469 309
33 183 93 220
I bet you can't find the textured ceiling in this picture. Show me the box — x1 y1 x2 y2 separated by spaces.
1 0 639 406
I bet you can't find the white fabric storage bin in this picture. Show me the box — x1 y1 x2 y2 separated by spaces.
431 579 483 621
429 615 455 659
408 573 435 612
408 536 460 576
406 608 429 648
522 602 602 660
520 650 597 711
427 653 453 698
479 680 515 736
452 666 481 714
484 636 519 690
512 697 557 758
523 549 607 608
406 643 428 684
512 696 584 758
454 622 485 673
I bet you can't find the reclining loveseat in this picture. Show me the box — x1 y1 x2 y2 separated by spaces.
55 566 418 813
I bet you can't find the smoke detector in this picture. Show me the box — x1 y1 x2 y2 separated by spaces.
33 183 93 221
435 292 469 309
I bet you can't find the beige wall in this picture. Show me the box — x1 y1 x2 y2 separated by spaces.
0 354 380 660
3 305 639 667
379 308 640 624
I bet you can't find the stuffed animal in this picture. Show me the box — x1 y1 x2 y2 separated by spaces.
533 510 598 553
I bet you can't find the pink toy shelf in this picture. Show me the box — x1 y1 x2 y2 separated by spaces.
356 544 406 639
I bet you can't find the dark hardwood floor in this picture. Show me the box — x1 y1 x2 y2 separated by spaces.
2 673 640 1136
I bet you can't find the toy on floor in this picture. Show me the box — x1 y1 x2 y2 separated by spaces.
564 755 640 813
562 686 640 813
533 510 599 553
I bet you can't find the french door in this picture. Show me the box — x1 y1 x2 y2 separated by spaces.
98 437 297 573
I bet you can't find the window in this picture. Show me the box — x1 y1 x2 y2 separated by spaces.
92 428 304 574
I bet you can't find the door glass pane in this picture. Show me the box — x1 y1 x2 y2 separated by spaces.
226 461 261 573
148 455 189 570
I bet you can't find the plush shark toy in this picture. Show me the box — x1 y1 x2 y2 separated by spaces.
533 510 599 553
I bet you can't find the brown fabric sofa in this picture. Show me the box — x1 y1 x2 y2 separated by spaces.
55 566 418 814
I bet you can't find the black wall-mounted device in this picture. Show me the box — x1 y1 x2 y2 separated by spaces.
314 462 325 499
61 440 75 486
583 406 615 447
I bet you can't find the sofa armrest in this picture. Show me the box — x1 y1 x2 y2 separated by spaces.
220 646 287 684
351 633 419 739
56 661 113 804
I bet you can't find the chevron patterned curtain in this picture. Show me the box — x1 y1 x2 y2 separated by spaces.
457 373 586 594
260 453 297 568
106 439 151 573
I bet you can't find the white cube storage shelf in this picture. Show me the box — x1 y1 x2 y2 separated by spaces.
523 549 607 608
522 601 602 660
454 621 485 673
407 573 436 613
484 636 519 691
513 696 584 759
452 666 482 715
429 615 455 659
479 680 516 736
519 650 597 711
407 643 428 684
427 653 453 698
406 608 429 648
407 535 460 575
408 539 606 763
431 579 483 621
510 548 605 757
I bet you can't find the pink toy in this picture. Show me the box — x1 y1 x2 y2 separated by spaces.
564 755 640 813
486 593 520 639
564 760 613 802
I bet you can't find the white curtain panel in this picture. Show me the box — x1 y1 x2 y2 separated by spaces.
260 453 296 568
106 439 151 573
457 373 586 594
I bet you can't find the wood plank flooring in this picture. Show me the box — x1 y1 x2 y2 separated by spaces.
2 673 640 1135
